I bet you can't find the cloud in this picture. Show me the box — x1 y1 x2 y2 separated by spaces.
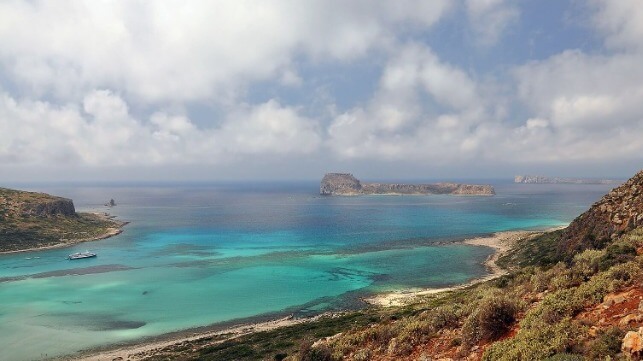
465 0 519 46
590 0 643 51
327 31 643 166
327 42 488 161
0 90 320 165
0 0 452 104
1 1 642 178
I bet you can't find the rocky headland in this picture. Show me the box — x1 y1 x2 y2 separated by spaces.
515 175 622 184
0 187 126 253
557 170 643 258
320 173 495 196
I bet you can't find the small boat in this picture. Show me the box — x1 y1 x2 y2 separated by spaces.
67 251 97 260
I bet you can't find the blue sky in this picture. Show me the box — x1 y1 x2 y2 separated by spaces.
0 0 641 181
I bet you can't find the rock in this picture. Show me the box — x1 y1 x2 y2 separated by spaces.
638 300 643 312
20 197 76 217
620 314 642 326
558 170 643 258
603 294 627 307
622 327 643 357
320 173 362 195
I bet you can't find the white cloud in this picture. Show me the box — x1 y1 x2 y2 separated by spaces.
327 43 488 161
590 0 643 51
0 0 452 104
466 0 519 46
1 1 642 177
0 90 321 165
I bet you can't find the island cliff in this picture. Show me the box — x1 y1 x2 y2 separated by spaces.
320 173 495 196
0 187 126 253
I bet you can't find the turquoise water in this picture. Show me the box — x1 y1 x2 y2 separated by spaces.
0 181 614 360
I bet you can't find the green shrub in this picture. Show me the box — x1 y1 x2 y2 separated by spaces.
587 327 624 359
572 249 604 280
298 341 333 361
482 318 583 361
523 289 581 327
599 244 637 271
543 353 585 361
462 296 518 347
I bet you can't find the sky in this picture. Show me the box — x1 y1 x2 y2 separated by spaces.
0 0 642 182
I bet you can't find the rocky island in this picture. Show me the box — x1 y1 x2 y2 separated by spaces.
515 175 622 185
320 173 495 196
0 187 126 253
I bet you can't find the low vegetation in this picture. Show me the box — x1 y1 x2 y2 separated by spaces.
0 187 119 252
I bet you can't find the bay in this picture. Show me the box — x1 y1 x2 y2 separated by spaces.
0 180 613 360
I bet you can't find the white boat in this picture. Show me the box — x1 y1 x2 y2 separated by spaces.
67 251 97 260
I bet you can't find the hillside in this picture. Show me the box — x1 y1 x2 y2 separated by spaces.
0 187 124 253
80 170 643 361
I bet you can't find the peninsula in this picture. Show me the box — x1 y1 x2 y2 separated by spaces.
320 173 495 196
0 187 126 253
514 175 622 185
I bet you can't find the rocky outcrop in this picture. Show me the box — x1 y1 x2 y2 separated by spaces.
622 327 643 357
21 197 76 217
515 175 621 185
320 173 362 195
320 173 495 196
558 170 643 256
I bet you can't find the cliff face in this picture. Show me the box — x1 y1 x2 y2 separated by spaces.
320 173 495 196
0 187 123 252
320 173 362 195
21 198 76 217
558 170 643 255
515 175 621 185
0 187 77 218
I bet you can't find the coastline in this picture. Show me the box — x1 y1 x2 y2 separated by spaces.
362 227 565 307
0 212 127 255
70 313 337 361
68 226 565 360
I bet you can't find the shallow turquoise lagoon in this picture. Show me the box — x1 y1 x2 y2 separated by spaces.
0 181 614 360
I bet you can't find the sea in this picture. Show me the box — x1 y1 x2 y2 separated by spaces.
0 180 616 360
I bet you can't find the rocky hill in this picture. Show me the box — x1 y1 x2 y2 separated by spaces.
558 170 643 257
320 173 495 196
0 187 125 252
515 175 621 184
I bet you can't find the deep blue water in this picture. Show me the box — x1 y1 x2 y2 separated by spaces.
0 180 614 360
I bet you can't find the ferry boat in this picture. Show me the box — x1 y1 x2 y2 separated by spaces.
67 251 97 260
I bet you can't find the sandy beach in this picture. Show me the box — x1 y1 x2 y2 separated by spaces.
362 228 564 307
70 314 336 361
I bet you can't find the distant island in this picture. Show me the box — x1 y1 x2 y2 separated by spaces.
0 187 126 253
320 173 495 196
514 175 622 185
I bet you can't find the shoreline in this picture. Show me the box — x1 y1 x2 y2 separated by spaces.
362 226 566 307
0 212 127 255
67 226 565 360
70 313 339 361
